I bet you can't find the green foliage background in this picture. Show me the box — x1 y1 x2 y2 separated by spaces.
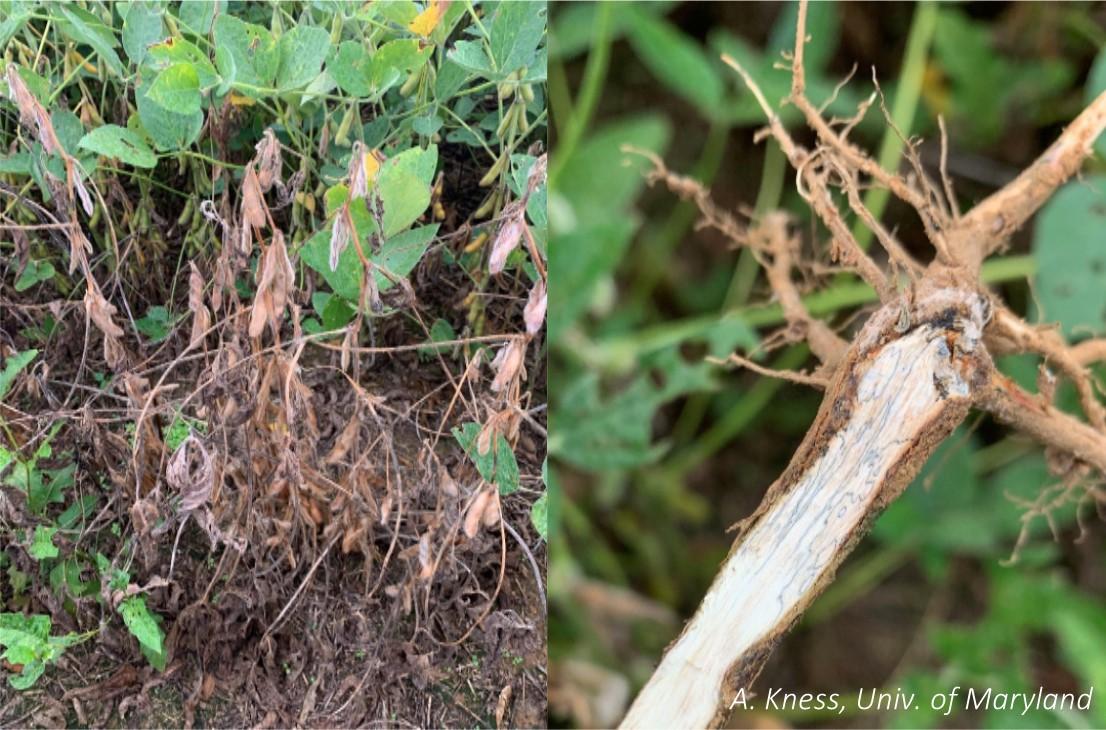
548 2 1106 728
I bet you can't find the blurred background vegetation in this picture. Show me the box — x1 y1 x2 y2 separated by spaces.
547 2 1106 728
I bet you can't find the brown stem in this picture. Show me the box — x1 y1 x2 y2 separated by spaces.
952 90 1106 269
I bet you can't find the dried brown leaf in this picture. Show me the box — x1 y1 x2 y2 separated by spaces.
417 532 434 579
439 463 458 497
5 64 63 156
524 279 547 335
248 290 270 338
526 153 547 195
83 276 124 338
67 224 92 275
324 411 360 465
488 214 524 275
482 491 501 528
490 339 525 392
69 162 94 217
103 334 126 370
187 262 205 313
463 487 493 539
329 205 352 272
347 141 368 199
248 232 295 338
241 166 266 229
254 128 282 192
495 684 513 730
188 263 209 346
166 434 214 513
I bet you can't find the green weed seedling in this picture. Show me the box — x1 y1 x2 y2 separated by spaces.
95 554 167 671
0 613 92 689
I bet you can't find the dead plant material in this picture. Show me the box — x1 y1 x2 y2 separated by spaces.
524 279 547 336
166 435 214 513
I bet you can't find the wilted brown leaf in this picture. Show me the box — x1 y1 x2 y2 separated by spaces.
166 434 214 512
329 205 352 272
490 339 525 393
83 276 124 338
417 532 434 579
324 410 360 465
524 279 547 335
255 128 282 192
249 231 295 338
188 262 210 347
347 141 368 199
488 213 524 275
69 162 94 216
67 223 93 275
5 63 63 156
463 487 493 539
241 166 266 229
495 684 514 730
482 491 501 528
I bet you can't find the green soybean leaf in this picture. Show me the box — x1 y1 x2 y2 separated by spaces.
372 0 419 26
555 114 670 229
122 2 165 65
7 659 44 689
376 224 439 286
0 153 31 175
447 40 494 77
119 596 166 671
50 110 84 156
78 124 157 168
0 612 75 689
14 260 55 292
371 39 432 94
488 0 546 75
146 36 219 90
134 305 182 342
212 14 278 92
376 145 436 236
147 62 201 114
623 6 723 118
1032 176 1106 338
177 0 225 35
214 44 236 95
26 463 74 516
312 292 355 331
136 73 203 151
452 422 520 495
0 9 32 52
299 219 439 303
57 6 124 78
330 41 371 97
276 25 329 90
418 318 456 359
0 349 37 402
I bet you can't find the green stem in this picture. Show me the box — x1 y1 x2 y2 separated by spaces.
666 345 810 476
549 59 574 141
548 1 613 189
851 0 938 250
674 139 784 445
630 120 730 306
724 139 786 309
